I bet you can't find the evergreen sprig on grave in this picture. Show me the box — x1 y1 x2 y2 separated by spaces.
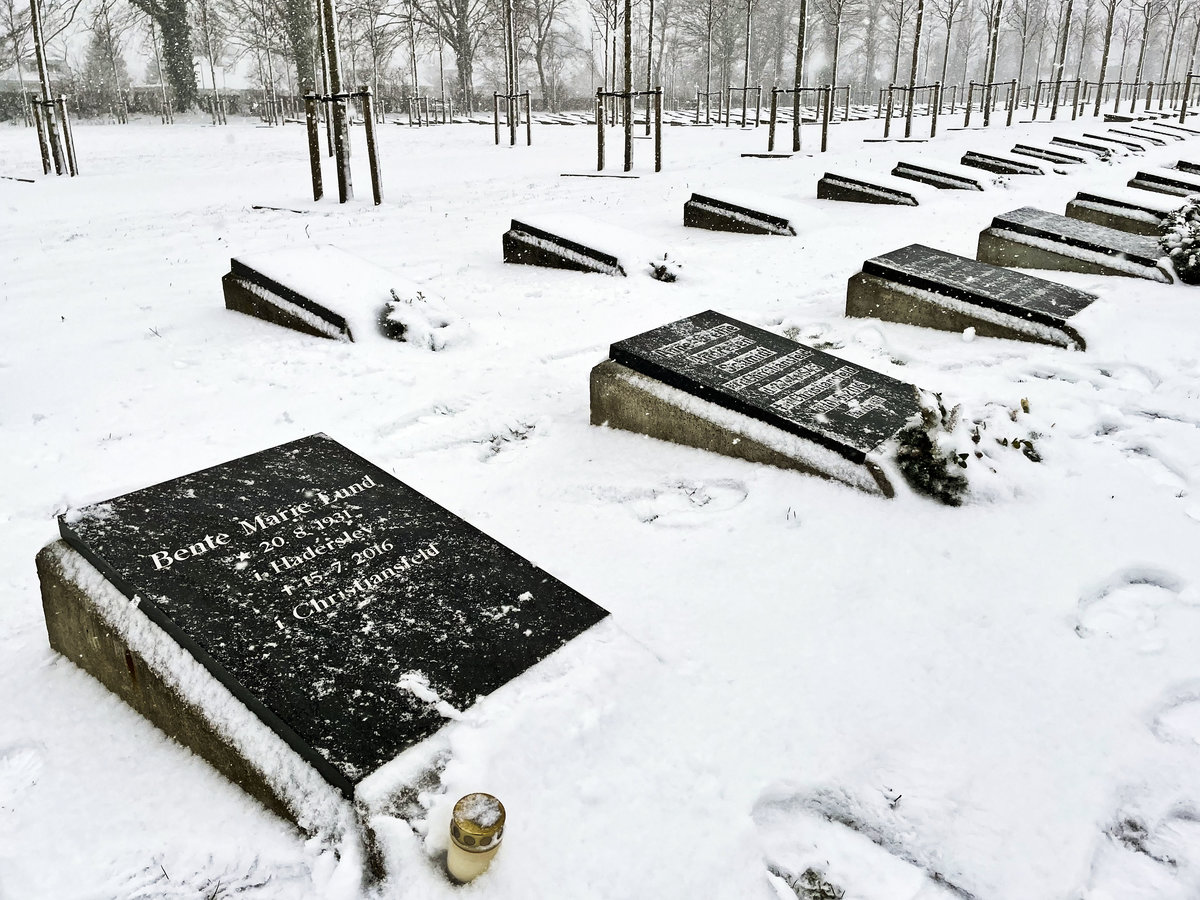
1159 196 1200 284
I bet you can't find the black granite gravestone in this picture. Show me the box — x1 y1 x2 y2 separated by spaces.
1010 143 1086 164
55 434 609 798
502 219 626 275
1110 127 1166 146
1129 124 1184 141
847 244 1096 349
1127 167 1200 197
977 206 1170 282
891 161 984 190
816 173 919 205
1083 132 1146 151
590 310 924 498
1175 159 1200 176
683 193 796 235
960 151 1045 175
1050 137 1115 158
1066 189 1180 236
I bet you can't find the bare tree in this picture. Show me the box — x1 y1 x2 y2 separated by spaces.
881 0 913 80
930 0 965 83
1092 0 1120 113
410 0 495 109
86 0 137 120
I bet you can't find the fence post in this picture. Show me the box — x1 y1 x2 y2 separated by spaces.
596 91 605 171
524 92 532 145
768 87 778 151
654 88 663 172
360 86 382 206
304 93 323 201
1146 81 1154 111
821 85 830 152
876 86 884 118
1006 79 1016 126
965 81 974 126
931 83 940 137
1032 81 1042 120
55 96 77 176
1183 73 1193 123
884 84 894 137
695 88 700 124
493 93 500 144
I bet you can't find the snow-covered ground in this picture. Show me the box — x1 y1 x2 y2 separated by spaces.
4 108 1200 899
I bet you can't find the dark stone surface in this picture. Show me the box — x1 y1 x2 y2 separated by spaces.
1176 159 1200 176
960 151 1044 175
683 193 796 235
224 261 352 341
1072 190 1177 217
59 434 609 797
1127 168 1200 196
1010 144 1086 164
1050 137 1114 158
891 162 984 191
609 310 920 463
816 174 918 205
1130 124 1184 141
860 244 1096 327
1084 132 1146 151
1110 127 1166 146
502 220 625 276
988 206 1161 266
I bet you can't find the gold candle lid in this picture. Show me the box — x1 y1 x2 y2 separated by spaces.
450 793 506 853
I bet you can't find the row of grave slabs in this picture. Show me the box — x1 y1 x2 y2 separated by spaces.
35 111 1200 878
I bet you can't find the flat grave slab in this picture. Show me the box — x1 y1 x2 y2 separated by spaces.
591 310 924 497
503 215 666 277
40 434 609 825
816 172 920 205
1050 136 1115 158
977 206 1170 282
1156 122 1200 137
1066 187 1181 236
1110 127 1167 146
847 243 1096 349
891 160 985 191
1083 132 1147 151
1175 159 1200 176
223 245 447 344
1127 166 1200 197
1129 124 1185 141
960 151 1045 175
683 191 797 235
1010 143 1087 164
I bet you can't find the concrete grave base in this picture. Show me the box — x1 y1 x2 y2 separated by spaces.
977 229 1171 282
845 271 1085 349
589 359 895 497
37 542 338 830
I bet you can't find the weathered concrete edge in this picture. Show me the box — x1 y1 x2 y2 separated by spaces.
845 272 1083 350
589 359 894 497
976 229 1172 283
36 540 358 837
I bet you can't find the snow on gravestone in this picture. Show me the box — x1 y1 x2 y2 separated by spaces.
502 214 675 278
1066 187 1182 236
222 244 461 348
590 311 923 497
846 244 1097 349
959 150 1045 176
38 434 608 822
977 206 1172 283
682 190 797 235
1127 166 1200 197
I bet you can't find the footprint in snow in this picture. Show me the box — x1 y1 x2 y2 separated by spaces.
1152 681 1200 747
1081 809 1200 899
752 784 978 900
609 478 748 526
0 742 45 801
1074 568 1192 650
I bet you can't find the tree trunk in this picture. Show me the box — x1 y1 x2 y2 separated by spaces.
281 0 316 93
939 7 955 84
